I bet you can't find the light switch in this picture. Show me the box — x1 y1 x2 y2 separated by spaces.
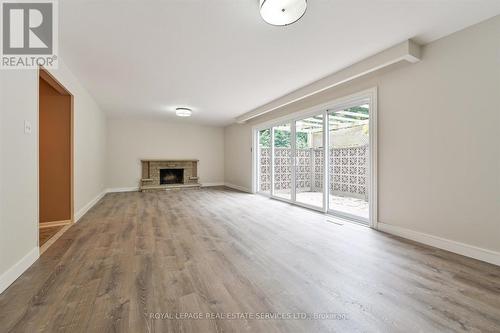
24 120 32 134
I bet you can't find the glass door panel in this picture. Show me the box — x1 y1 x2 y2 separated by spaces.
257 129 271 194
295 115 324 209
328 104 370 222
272 123 292 200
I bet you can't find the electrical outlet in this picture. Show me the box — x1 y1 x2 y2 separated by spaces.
24 120 32 134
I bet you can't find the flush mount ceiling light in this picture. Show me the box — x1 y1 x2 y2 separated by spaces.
260 0 307 26
175 107 192 117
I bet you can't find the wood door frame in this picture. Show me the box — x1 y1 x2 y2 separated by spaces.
38 67 74 248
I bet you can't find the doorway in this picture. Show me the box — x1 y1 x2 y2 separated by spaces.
253 89 377 226
38 68 73 252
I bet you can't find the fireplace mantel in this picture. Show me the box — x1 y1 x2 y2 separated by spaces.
140 159 200 191
141 159 198 162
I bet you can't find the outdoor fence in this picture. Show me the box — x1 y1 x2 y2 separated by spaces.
259 145 368 200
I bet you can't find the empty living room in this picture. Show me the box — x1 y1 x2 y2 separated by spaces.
1 0 500 332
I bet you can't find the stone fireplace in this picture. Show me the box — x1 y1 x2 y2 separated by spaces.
140 159 200 191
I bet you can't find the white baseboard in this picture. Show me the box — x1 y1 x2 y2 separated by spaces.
377 223 500 266
75 190 107 222
0 247 39 294
224 183 252 193
201 182 225 187
106 187 139 193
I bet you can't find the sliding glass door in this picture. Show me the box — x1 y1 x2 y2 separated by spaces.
272 123 293 201
255 90 375 225
327 103 370 223
257 129 271 195
294 114 325 209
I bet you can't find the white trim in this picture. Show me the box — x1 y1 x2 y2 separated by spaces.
378 223 500 266
106 187 139 193
74 190 106 222
292 199 324 213
291 122 296 203
327 208 369 225
270 194 292 204
270 126 275 197
370 88 378 229
327 214 370 229
201 182 225 187
251 129 258 194
0 247 39 294
224 183 252 193
237 40 420 123
322 110 328 212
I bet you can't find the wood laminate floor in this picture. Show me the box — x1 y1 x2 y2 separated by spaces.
0 187 499 332
39 226 65 246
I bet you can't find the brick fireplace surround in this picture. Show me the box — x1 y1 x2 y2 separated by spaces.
140 159 200 192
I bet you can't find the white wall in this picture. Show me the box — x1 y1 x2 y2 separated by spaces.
106 118 225 189
0 70 39 288
224 16 500 256
224 124 252 190
0 60 107 292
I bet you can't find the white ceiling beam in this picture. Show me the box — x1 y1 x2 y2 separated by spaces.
235 39 421 124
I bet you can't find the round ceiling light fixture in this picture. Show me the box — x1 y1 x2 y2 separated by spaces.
260 0 307 26
175 107 192 117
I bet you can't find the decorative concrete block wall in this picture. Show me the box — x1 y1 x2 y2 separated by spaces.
258 145 368 200
259 148 271 192
273 147 292 191
328 145 368 199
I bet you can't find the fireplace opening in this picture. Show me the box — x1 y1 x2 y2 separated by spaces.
160 169 184 185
